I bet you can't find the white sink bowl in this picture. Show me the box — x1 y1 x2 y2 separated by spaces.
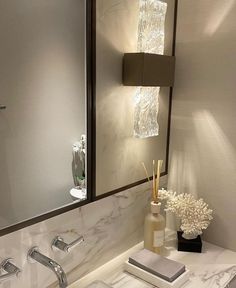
70 187 87 201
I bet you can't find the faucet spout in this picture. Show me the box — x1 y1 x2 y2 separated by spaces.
28 247 68 288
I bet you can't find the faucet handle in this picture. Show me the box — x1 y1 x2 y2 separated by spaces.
0 258 21 282
52 235 84 253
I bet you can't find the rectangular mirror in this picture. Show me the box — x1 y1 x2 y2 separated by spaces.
0 0 91 234
94 0 177 198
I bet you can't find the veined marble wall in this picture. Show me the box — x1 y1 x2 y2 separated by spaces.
0 176 167 288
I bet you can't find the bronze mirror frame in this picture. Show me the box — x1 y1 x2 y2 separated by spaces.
91 0 178 201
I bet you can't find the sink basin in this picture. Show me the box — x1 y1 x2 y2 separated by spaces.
85 281 112 288
70 187 86 201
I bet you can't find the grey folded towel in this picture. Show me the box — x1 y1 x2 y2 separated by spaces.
129 249 186 282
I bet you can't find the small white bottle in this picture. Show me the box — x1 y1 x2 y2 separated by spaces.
144 201 165 254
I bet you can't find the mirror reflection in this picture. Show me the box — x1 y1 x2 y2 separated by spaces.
0 0 87 229
95 0 175 196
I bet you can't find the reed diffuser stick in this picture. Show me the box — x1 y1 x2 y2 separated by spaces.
141 160 163 203
141 162 152 190
141 162 150 183
153 160 157 202
155 160 163 201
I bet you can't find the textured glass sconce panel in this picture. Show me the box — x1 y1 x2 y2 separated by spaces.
134 86 160 138
134 0 167 138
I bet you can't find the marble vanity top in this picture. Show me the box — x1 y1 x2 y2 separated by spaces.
70 231 236 288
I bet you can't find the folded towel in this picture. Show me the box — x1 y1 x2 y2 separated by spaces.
129 249 186 282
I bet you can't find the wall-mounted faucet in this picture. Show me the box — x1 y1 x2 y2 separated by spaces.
52 235 84 253
28 247 68 288
0 258 21 282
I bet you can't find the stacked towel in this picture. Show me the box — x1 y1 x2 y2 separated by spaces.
129 249 186 282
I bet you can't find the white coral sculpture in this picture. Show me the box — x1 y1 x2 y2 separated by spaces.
158 189 213 238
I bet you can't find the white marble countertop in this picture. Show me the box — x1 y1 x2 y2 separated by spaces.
70 230 236 288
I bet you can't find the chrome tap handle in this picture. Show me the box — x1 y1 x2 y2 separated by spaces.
52 235 84 253
0 258 21 282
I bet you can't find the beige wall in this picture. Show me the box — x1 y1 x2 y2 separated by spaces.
169 0 236 250
96 0 175 196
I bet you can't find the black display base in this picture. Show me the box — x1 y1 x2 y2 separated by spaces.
177 231 202 253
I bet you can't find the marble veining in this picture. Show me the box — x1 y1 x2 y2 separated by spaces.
0 178 167 288
110 272 154 288
106 265 236 288
186 265 236 288
3 172 236 288
71 231 236 288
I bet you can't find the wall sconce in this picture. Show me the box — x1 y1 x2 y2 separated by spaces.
123 52 175 87
122 52 175 138
122 0 175 138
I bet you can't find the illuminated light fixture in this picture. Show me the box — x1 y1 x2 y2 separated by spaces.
122 0 175 138
123 52 175 87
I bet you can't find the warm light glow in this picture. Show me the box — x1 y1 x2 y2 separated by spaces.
193 110 236 165
205 0 234 35
134 0 167 138
168 109 236 199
